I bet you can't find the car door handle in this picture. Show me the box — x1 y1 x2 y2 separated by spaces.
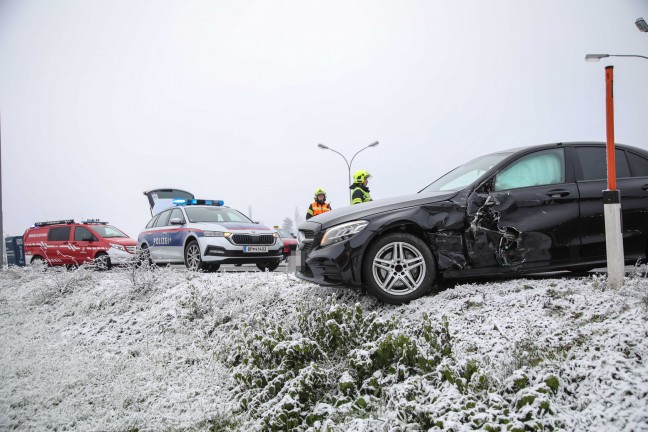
546 189 571 198
641 184 648 191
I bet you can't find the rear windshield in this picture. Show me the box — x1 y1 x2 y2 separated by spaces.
185 207 252 223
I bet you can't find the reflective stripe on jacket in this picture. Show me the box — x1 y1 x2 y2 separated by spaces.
306 202 331 219
350 185 372 205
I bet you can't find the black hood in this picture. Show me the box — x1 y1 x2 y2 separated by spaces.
300 191 458 231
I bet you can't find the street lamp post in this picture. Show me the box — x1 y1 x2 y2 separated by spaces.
317 141 379 202
585 54 648 61
583 18 648 288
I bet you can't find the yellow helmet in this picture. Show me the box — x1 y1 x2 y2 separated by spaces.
314 188 327 200
353 170 371 184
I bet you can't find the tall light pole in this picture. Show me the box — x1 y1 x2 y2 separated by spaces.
317 141 379 202
585 54 648 61
584 23 647 287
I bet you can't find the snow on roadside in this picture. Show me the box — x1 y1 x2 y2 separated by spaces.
0 265 647 431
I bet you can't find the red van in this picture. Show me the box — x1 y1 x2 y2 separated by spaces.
23 219 137 269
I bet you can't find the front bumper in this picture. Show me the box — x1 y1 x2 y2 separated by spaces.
295 230 370 286
107 248 137 265
197 237 283 265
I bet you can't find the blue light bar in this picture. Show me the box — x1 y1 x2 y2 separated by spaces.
173 198 224 207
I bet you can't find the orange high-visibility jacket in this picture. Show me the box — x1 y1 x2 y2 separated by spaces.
306 202 331 219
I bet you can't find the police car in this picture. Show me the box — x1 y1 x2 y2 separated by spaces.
138 189 284 271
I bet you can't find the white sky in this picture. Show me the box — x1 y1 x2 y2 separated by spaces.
1 0 647 239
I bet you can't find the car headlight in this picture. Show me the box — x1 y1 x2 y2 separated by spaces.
320 220 369 247
109 243 126 252
203 231 232 237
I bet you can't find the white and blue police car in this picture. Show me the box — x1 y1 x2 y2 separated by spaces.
137 196 283 271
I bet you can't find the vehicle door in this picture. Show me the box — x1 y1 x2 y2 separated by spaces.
573 146 648 261
47 226 74 265
466 147 581 268
72 226 98 264
166 208 187 261
148 210 173 261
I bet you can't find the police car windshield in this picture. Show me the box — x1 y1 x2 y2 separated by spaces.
185 207 253 223
92 225 128 238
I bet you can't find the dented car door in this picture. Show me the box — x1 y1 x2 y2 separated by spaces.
466 147 581 268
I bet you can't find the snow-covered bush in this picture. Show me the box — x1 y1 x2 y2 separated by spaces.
223 298 562 431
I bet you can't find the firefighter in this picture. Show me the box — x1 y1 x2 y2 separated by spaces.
306 188 332 220
350 170 372 205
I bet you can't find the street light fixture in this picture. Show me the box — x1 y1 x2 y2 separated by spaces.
317 141 380 203
636 17 648 32
585 53 648 61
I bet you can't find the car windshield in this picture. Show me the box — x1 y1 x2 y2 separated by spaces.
185 207 253 223
92 225 129 238
277 229 295 238
419 152 513 192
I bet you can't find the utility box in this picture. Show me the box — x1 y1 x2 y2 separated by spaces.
5 236 26 267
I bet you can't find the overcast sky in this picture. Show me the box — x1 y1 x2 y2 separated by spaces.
1 0 647 239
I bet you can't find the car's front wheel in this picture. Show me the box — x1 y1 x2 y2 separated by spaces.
256 260 280 272
362 233 436 304
185 240 206 271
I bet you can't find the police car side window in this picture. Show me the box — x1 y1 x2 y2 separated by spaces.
146 215 159 229
155 210 172 227
49 227 71 241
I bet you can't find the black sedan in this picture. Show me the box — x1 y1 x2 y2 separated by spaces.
296 142 648 304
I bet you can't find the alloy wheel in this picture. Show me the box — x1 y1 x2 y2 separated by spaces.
371 241 426 296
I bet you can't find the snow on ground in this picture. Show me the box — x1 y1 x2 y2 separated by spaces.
0 264 647 431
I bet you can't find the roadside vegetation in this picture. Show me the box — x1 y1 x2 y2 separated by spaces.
0 264 646 431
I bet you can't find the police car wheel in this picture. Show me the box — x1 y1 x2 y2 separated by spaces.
94 253 112 270
205 264 220 273
185 240 206 271
138 245 153 266
256 260 280 272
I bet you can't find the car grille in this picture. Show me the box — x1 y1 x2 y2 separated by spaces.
126 246 137 254
231 234 275 245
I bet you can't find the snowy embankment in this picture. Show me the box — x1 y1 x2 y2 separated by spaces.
0 265 647 431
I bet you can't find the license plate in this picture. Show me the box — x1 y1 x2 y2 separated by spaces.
244 246 268 253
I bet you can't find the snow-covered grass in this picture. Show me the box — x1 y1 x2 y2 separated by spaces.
0 264 647 431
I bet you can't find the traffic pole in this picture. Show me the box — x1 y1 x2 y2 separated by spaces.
603 65 624 288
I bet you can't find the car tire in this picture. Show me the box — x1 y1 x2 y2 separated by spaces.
256 260 280 272
138 245 154 267
94 252 111 270
362 233 436 304
31 256 47 268
205 264 220 273
184 240 206 271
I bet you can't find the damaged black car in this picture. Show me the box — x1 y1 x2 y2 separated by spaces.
296 142 648 304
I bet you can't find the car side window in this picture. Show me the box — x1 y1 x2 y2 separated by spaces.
575 147 631 181
154 211 172 227
627 152 648 177
170 208 185 223
146 214 159 229
48 227 71 241
494 148 565 191
74 226 95 241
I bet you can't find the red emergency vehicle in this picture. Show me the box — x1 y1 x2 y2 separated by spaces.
23 219 137 268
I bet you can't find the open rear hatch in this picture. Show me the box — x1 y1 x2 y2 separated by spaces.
144 188 195 216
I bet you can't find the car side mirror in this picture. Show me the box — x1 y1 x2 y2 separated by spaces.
170 218 184 225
